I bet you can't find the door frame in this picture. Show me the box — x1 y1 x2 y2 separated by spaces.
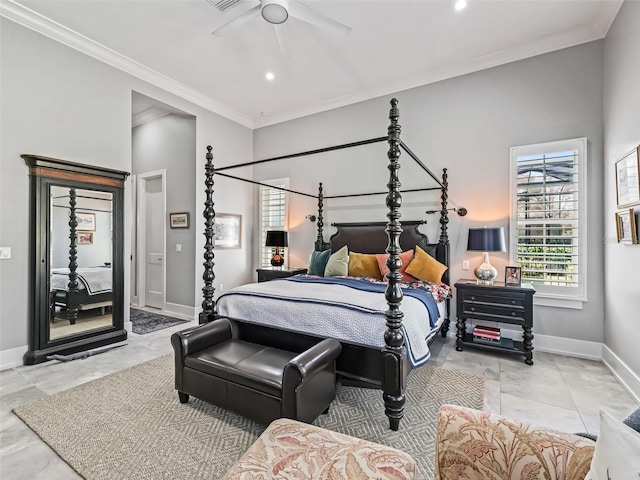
136 170 166 309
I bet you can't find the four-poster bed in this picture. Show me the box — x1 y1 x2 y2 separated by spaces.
200 99 456 430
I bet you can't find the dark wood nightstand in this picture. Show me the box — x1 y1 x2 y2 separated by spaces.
256 267 308 283
454 280 536 365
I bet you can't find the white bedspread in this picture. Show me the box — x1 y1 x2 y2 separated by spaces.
216 279 443 367
51 267 112 295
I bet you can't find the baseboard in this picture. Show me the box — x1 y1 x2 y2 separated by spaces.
0 345 27 370
602 345 640 403
163 302 197 320
466 325 603 360
529 333 603 360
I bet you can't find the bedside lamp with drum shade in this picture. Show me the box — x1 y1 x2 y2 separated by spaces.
266 230 288 267
467 227 506 285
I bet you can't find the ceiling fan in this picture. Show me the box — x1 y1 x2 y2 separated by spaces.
208 0 352 57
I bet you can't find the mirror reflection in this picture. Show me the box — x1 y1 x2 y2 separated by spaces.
49 186 114 340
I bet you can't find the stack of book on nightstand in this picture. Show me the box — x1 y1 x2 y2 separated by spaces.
472 325 501 346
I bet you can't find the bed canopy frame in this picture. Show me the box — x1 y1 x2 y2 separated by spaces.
200 98 460 430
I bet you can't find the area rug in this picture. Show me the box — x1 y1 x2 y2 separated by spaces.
129 308 189 334
13 354 484 479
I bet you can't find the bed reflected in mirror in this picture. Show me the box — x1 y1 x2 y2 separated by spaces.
49 186 114 341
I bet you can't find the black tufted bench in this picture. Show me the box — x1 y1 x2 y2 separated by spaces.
171 317 341 425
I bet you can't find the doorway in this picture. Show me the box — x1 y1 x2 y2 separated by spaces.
135 171 166 309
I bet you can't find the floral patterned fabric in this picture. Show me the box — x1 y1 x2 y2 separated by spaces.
222 418 416 479
435 405 595 480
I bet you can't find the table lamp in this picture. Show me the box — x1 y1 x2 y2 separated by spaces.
265 230 288 267
467 227 506 285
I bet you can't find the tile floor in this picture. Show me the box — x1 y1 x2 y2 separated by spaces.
1 322 638 480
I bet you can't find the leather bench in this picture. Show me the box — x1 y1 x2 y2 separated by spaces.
171 317 341 425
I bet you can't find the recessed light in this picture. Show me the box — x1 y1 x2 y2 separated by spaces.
265 72 275 81
455 0 467 11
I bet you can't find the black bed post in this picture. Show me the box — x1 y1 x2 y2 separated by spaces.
439 168 451 337
382 98 406 431
66 187 79 325
199 146 216 324
315 182 327 251
439 168 451 279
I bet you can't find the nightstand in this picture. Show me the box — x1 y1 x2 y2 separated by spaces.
454 280 536 365
256 267 308 283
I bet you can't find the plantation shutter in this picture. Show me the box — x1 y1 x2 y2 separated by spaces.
260 179 288 267
514 142 584 294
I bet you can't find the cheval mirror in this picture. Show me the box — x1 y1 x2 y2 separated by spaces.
23 154 129 365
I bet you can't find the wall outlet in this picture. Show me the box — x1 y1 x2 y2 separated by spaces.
462 259 469 270
176 243 182 252
0 247 11 259
219 283 224 291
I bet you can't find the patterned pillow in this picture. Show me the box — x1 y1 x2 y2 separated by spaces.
405 245 448 283
324 246 349 277
376 250 416 283
623 407 640 433
308 249 331 276
348 252 382 279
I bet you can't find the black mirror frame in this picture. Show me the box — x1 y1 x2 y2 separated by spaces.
22 154 129 365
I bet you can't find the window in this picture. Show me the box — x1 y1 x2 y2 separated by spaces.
259 178 289 267
510 138 587 308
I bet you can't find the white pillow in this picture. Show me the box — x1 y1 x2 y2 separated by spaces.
324 246 348 277
585 410 640 479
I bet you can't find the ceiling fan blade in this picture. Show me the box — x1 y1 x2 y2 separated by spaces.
273 23 292 57
212 4 261 36
288 2 351 37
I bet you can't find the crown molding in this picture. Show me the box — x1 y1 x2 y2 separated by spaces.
132 106 171 128
0 0 254 129
2 0 622 131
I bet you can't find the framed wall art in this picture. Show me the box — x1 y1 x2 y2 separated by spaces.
76 211 96 231
505 266 522 286
615 146 640 208
170 212 190 229
615 209 638 245
78 232 94 245
215 213 242 249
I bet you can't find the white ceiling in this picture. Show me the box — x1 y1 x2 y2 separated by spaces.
2 0 623 129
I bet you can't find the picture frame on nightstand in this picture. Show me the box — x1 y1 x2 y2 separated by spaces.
505 266 521 286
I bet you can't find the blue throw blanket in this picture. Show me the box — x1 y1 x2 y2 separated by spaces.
284 276 440 328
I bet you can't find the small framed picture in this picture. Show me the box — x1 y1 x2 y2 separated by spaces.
615 146 640 208
505 266 522 286
76 212 96 231
78 232 93 245
170 212 190 229
615 209 638 244
215 213 242 249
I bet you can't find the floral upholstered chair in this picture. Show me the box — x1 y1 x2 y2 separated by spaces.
435 404 596 480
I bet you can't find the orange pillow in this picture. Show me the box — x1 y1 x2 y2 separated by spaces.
376 250 416 283
405 245 448 283
348 252 382 280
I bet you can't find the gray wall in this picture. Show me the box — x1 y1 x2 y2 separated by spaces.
254 40 605 344
0 18 254 354
132 113 197 307
603 1 640 378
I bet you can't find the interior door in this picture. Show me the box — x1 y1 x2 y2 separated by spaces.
144 177 164 309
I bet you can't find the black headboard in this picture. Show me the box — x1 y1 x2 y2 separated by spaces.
328 221 450 285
